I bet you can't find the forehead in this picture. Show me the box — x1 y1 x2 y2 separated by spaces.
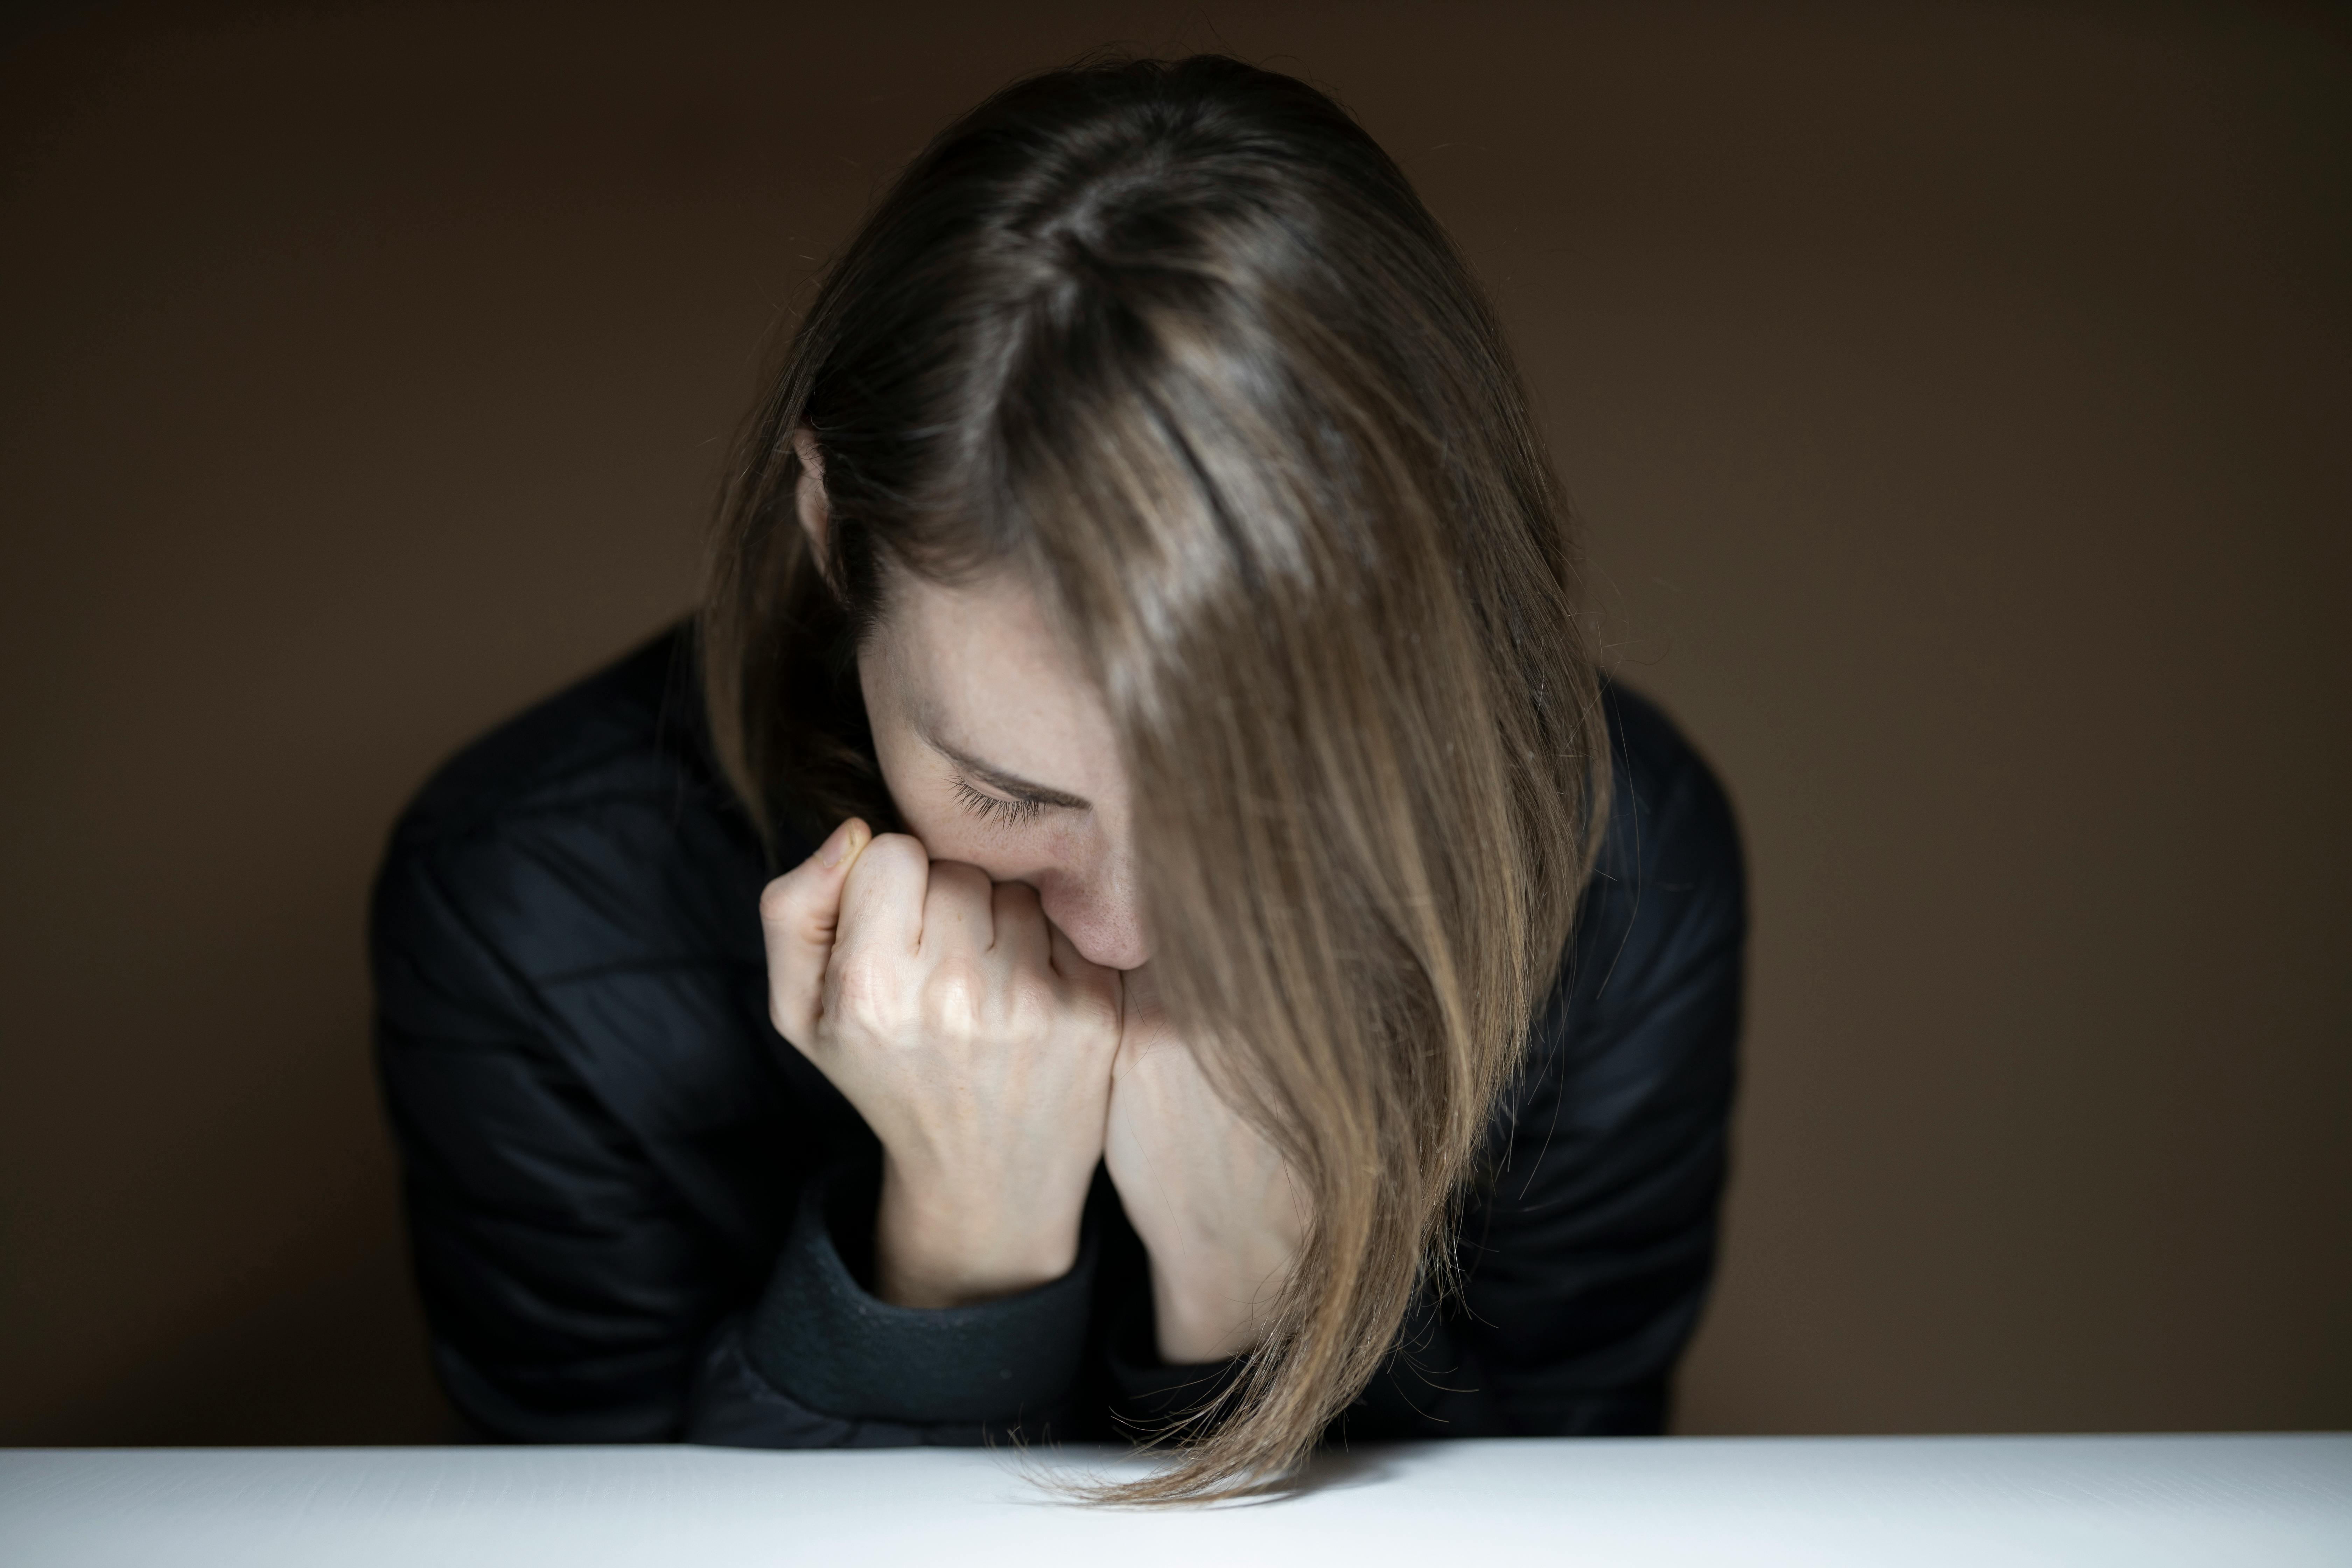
877 566 1119 785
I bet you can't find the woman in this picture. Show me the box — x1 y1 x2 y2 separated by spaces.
372 55 1743 1501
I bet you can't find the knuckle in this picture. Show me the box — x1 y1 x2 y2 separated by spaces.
1006 973 1063 1035
930 860 991 902
863 834 928 878
756 872 801 925
845 835 926 904
923 960 987 1034
828 949 896 1024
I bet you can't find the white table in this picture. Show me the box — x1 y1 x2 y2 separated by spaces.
4 1434 2347 1566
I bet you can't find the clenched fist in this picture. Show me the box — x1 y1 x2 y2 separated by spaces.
1105 965 1310 1363
761 818 1124 1308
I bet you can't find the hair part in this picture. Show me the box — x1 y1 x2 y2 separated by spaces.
701 53 1608 1502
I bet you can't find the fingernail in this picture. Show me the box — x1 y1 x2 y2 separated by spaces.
819 818 865 869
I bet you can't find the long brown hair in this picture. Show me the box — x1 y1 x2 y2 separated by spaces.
701 55 1609 1501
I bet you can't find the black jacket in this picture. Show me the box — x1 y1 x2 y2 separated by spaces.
371 623 1745 1446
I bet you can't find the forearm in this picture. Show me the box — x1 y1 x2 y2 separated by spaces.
1139 1220 1297 1363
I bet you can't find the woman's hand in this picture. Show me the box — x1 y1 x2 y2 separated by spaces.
761 818 1124 1309
1103 965 1310 1364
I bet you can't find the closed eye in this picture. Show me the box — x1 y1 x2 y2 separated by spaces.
951 774 1050 826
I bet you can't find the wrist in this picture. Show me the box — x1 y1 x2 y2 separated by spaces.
1148 1256 1278 1364
874 1155 1084 1308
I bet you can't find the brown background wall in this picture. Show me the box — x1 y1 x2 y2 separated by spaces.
2 1 2345 1445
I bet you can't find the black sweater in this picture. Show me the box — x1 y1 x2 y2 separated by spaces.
370 623 1745 1446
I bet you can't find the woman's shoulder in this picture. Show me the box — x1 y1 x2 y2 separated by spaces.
1595 679 1744 898
392 621 710 844
1544 680 1747 1047
371 624 816 1300
372 620 772 979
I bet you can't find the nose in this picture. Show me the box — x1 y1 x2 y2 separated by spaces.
1036 854 1152 972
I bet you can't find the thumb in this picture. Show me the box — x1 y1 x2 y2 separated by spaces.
758 817 872 1049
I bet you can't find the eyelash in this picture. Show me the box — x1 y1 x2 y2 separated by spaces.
951 774 1048 826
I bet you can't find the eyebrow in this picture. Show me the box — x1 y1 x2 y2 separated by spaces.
916 712 1092 811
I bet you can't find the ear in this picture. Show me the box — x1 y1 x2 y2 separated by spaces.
791 427 830 572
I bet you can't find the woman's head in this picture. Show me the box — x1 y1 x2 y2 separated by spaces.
801 447 1148 969
704 54 1609 1499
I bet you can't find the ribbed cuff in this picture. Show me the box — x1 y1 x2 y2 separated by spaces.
744 1160 1099 1423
